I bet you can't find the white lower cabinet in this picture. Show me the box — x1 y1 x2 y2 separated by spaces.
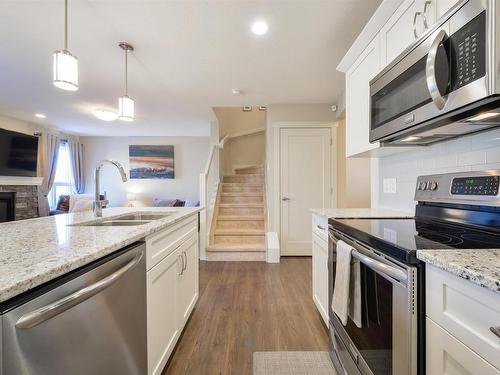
426 265 500 374
311 214 329 326
427 318 500 375
146 214 199 375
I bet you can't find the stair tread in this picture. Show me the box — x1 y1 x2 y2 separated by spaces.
217 215 265 221
218 203 264 207
214 228 265 235
207 243 266 252
224 173 263 177
221 192 263 196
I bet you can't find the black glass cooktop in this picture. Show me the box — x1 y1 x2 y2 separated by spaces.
329 218 500 264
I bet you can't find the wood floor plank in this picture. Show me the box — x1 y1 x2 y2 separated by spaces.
163 257 329 375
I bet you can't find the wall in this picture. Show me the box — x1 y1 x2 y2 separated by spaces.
266 104 337 233
213 107 266 175
0 114 42 136
377 128 500 213
336 114 371 208
81 136 210 207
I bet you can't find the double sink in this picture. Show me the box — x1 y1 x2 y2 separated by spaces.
73 212 172 227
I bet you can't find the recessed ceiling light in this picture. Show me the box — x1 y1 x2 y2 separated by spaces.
232 88 242 95
93 109 118 122
35 113 46 119
251 21 269 35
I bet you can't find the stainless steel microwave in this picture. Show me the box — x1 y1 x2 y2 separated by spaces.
370 0 500 145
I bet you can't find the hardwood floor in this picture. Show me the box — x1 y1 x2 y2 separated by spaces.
163 257 329 375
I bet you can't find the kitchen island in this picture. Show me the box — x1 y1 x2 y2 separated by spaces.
0 207 201 375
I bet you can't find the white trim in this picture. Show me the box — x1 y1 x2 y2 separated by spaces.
271 122 338 252
337 0 404 73
0 176 43 186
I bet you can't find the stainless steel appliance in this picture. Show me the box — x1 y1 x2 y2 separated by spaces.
370 0 500 145
328 170 500 375
1 242 146 375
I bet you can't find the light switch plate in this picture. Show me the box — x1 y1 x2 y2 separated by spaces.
383 178 397 194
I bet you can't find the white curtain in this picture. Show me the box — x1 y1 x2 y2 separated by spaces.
37 133 60 216
67 136 85 194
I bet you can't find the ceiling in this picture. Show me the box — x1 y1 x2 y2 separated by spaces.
0 0 382 136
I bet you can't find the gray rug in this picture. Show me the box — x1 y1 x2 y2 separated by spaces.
253 352 336 375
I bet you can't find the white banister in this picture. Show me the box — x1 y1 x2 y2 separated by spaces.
199 134 229 259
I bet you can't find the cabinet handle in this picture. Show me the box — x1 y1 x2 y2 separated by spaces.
422 0 431 29
316 225 326 231
490 327 500 339
178 254 184 276
413 12 422 39
282 196 291 201
183 251 188 272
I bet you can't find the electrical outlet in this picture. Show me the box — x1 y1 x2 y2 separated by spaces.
383 178 397 194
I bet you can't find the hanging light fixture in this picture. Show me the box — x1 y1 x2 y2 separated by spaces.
53 0 78 91
118 42 135 122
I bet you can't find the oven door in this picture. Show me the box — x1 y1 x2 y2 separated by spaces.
369 0 490 144
328 228 418 375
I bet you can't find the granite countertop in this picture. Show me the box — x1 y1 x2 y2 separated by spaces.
310 207 412 219
0 207 202 304
417 249 500 294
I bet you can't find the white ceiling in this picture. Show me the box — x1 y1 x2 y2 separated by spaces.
0 0 382 136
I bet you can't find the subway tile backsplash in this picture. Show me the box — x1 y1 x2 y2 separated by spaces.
378 128 500 212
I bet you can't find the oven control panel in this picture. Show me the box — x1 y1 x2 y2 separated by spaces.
451 176 499 195
415 170 500 204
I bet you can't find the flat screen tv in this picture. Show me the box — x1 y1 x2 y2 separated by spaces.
0 128 39 177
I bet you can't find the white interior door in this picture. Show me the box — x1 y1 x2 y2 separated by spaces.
280 127 332 256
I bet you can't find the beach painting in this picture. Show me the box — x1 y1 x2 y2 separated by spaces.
129 145 175 179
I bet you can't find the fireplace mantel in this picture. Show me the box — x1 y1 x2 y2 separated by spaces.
0 176 43 186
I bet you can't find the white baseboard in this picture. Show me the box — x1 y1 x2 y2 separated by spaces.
266 232 280 263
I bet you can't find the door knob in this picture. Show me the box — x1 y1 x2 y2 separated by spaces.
282 197 291 201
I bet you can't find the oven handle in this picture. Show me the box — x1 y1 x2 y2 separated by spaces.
329 229 408 283
426 29 448 110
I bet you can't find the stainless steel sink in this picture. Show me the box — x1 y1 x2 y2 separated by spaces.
114 213 172 221
77 220 152 227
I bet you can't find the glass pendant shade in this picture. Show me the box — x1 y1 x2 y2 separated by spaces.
53 50 78 91
119 95 134 121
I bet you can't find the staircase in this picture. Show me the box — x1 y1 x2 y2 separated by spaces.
206 166 266 261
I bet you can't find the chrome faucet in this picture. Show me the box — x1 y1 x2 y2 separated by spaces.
94 160 128 217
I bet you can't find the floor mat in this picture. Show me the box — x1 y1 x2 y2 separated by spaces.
253 351 336 375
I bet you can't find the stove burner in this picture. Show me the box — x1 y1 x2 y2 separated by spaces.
460 233 500 247
417 230 464 246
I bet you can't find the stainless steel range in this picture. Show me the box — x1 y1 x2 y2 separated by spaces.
328 170 500 375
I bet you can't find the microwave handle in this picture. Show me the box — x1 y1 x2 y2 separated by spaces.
426 29 448 110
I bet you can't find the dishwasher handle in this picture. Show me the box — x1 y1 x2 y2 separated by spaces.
15 250 144 329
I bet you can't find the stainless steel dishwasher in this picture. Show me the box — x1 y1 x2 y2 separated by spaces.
1 242 146 375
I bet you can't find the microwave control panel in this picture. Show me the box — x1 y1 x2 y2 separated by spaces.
450 11 486 91
451 176 499 196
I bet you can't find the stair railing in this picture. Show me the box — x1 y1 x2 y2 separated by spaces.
199 134 229 259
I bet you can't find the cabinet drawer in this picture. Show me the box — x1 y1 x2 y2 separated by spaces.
146 215 198 271
427 318 500 375
427 265 500 370
312 213 328 243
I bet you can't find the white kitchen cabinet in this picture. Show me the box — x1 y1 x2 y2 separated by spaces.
427 318 500 375
146 214 199 375
147 248 181 375
311 213 329 326
345 35 382 157
176 234 199 327
436 0 461 18
380 0 437 65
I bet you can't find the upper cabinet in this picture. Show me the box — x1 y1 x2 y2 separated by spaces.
346 36 381 157
339 0 461 157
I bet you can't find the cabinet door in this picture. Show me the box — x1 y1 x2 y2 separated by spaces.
312 233 328 326
177 234 199 327
345 35 381 157
426 318 500 375
380 0 434 65
147 249 182 375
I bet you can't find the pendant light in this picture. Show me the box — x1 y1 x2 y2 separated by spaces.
118 42 134 122
53 0 78 91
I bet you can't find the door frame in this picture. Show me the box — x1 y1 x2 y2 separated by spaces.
271 122 338 251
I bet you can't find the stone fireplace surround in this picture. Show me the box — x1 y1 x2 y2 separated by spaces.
0 177 41 221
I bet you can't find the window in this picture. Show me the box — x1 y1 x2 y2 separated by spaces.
48 142 73 209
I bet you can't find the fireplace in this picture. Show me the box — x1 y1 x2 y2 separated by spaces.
0 192 16 223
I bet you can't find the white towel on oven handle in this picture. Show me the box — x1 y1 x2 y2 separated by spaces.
332 240 353 326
